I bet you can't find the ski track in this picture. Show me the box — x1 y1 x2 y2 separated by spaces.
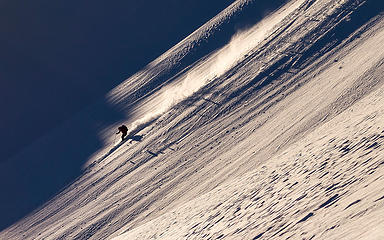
2 0 384 239
114 85 384 240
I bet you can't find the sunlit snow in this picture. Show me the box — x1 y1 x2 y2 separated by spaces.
2 0 384 239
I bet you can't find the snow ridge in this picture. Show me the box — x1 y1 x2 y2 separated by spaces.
2 0 384 239
124 0 303 136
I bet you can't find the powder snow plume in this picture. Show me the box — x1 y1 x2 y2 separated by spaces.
127 5 295 135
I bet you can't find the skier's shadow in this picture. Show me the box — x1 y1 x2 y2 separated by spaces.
127 135 143 142
96 134 144 163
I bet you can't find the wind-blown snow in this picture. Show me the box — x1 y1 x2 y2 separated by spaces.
2 0 384 239
128 0 305 134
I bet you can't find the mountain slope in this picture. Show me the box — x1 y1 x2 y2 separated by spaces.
2 0 384 239
0 0 289 232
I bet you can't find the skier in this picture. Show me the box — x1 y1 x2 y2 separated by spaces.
116 124 128 141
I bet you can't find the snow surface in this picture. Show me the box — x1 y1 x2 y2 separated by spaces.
1 0 384 239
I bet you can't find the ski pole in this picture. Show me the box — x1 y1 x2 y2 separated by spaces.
112 134 117 146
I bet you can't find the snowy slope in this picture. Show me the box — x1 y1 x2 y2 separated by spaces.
2 0 384 239
1 0 282 230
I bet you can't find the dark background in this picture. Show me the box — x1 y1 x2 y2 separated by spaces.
0 0 295 232
0 0 235 163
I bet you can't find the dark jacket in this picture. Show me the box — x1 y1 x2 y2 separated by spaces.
117 125 128 134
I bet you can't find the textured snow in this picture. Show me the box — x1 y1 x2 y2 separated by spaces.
1 0 384 239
